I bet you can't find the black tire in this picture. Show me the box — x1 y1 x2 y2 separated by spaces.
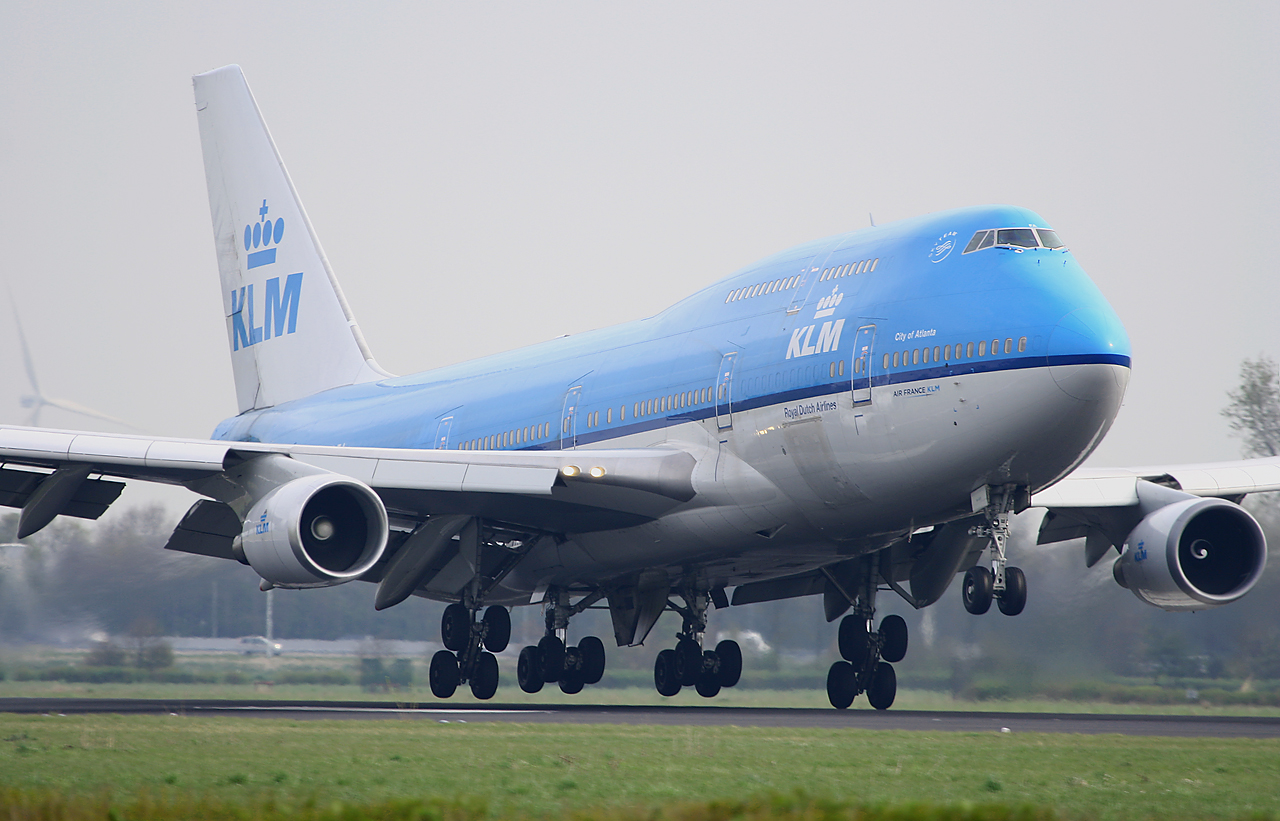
866 661 897 710
517 645 543 694
997 566 1027 616
879 614 908 663
559 673 584 695
482 606 511 653
428 650 460 699
826 660 856 710
441 603 470 652
537 634 565 682
962 566 994 615
654 648 681 696
470 652 499 700
715 639 742 687
674 637 702 686
695 656 722 698
578 636 606 684
838 615 870 662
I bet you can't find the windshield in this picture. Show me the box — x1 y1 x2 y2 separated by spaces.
996 228 1038 248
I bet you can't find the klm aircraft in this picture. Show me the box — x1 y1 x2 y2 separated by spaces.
1 65 1273 709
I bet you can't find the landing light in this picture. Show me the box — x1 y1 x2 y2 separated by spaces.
589 466 607 478
561 465 581 477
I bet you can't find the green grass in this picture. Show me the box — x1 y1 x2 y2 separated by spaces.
1 714 1278 820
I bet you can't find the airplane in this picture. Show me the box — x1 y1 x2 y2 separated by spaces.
0 64 1272 709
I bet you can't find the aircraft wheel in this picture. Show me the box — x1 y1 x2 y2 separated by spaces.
537 634 565 682
441 603 470 652
695 654 722 698
517 645 544 694
826 660 856 710
838 615 870 662
654 648 681 697
559 672 584 695
715 639 742 687
482 606 511 652
428 650 460 699
470 651 499 700
579 636 606 684
674 637 702 686
879 615 908 663
997 567 1027 616
866 661 897 710
962 566 994 615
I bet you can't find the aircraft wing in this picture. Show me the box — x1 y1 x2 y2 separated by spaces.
0 424 699 539
1031 457 1280 507
1031 456 1280 566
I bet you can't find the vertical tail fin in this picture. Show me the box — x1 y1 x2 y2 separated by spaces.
193 65 389 413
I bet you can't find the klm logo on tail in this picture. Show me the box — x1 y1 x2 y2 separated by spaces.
244 199 284 269
232 199 302 351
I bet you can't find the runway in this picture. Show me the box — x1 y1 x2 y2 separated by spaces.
3 698 1278 738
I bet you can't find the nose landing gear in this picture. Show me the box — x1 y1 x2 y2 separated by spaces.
964 485 1029 617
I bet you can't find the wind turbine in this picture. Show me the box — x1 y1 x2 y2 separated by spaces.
9 286 135 430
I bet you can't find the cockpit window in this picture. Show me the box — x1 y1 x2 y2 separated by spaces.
962 225 1068 254
996 228 1037 248
963 230 992 254
1035 228 1065 249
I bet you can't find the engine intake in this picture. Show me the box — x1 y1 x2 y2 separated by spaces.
234 474 389 588
1113 497 1266 611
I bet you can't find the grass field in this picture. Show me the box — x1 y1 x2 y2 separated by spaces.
1 713 1279 820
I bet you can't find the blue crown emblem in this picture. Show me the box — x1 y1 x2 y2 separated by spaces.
243 199 284 269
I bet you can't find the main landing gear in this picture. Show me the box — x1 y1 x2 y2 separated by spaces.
652 589 742 698
825 560 902 710
514 588 610 695
429 602 511 700
962 486 1028 617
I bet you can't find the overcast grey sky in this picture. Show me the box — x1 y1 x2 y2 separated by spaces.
2 2 1278 514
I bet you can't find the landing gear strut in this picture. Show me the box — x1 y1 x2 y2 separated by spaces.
652 588 741 698
826 560 901 710
964 485 1028 617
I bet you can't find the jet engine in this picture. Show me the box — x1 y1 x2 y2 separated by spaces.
1112 497 1266 611
232 473 389 588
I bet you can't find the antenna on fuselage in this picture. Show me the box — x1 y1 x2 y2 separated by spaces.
869 213 876 227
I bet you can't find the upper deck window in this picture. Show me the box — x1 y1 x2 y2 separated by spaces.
963 225 1068 254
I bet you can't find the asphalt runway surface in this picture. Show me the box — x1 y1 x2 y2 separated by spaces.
3 698 1279 738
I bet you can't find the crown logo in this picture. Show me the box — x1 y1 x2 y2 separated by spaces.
243 199 285 269
814 286 843 318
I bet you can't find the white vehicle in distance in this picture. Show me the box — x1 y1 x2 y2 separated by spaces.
239 636 283 655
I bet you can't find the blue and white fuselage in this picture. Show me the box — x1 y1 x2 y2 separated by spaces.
212 204 1131 601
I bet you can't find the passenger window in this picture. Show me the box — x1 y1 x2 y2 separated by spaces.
893 351 900 368
883 353 890 369
839 360 846 376
912 349 920 365
922 347 931 364
991 339 1000 355
829 362 835 378
966 341 974 358
943 345 950 361
933 346 940 362
1004 338 1013 354
978 340 987 357
869 258 879 272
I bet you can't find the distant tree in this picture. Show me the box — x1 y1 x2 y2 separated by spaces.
1222 355 1280 457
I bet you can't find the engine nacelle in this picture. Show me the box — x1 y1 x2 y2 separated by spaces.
233 474 389 589
1113 497 1266 611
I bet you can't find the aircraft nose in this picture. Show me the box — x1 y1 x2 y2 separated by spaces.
1047 305 1131 402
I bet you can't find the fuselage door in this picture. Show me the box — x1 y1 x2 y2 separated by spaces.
715 352 738 430
561 386 583 449
433 415 454 449
851 324 875 406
